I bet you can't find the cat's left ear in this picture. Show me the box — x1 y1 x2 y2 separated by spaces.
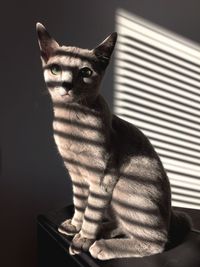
93 32 117 68
36 22 59 63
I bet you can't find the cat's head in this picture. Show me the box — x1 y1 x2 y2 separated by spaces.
36 23 117 105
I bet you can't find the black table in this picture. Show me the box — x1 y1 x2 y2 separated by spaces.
37 205 200 267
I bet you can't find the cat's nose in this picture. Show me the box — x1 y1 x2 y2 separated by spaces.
58 82 73 96
62 81 73 92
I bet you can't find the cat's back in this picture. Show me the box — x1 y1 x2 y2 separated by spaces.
110 114 169 184
110 115 171 230
111 114 155 157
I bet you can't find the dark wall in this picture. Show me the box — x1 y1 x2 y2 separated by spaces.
0 1 199 266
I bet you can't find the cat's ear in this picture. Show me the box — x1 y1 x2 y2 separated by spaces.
36 22 59 63
93 32 117 68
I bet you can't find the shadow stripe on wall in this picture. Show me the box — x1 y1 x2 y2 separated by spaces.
114 8 200 210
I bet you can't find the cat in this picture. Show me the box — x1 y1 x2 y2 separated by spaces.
36 23 191 260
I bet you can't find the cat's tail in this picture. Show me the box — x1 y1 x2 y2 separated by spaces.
166 209 192 249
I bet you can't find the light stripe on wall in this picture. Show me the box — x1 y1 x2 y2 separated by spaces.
114 9 200 209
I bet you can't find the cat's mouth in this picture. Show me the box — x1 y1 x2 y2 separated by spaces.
57 87 71 96
59 88 74 102
62 93 72 99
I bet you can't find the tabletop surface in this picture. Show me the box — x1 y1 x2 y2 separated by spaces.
37 205 200 267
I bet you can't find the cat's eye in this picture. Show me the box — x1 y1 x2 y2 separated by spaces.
50 64 61 75
79 67 93 78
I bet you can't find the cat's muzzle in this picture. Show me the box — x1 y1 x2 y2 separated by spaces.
59 81 73 96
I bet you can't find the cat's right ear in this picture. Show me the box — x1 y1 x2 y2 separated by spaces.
36 23 59 63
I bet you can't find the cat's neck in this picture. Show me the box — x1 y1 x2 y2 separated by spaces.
52 95 109 122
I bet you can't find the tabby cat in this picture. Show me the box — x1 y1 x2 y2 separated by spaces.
36 23 191 260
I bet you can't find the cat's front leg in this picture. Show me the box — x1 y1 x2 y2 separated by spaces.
69 174 117 254
58 179 89 236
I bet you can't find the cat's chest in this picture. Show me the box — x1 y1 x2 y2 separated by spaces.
52 108 105 156
53 119 86 151
52 104 109 179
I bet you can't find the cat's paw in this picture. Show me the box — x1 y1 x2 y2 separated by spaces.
89 240 114 260
69 233 95 255
58 219 79 236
